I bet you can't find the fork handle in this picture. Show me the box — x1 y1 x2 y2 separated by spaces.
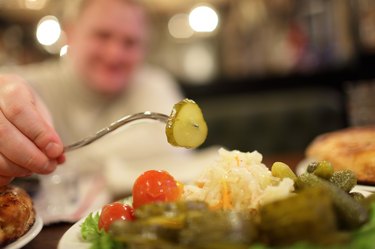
63 112 169 152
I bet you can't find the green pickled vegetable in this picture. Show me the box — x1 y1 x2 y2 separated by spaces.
259 187 339 246
330 170 357 193
110 200 257 249
271 162 297 182
360 194 375 212
306 161 319 174
350 192 365 202
180 210 257 248
313 161 334 179
135 200 208 219
110 219 180 247
297 173 368 229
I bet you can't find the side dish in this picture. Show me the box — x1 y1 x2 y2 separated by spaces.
0 185 35 246
80 149 375 249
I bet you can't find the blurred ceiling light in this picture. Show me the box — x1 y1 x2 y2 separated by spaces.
24 0 48 10
183 44 216 84
189 5 219 33
168 13 194 39
36 16 61 46
60 45 68 57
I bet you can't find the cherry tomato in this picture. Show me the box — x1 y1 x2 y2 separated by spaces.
132 170 182 209
98 202 134 231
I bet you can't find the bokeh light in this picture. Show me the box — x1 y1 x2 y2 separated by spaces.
168 13 194 39
189 5 219 33
36 16 61 46
183 44 216 84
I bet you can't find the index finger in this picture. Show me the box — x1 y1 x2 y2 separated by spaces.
0 80 63 159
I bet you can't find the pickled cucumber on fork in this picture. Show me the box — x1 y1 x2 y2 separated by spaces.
259 187 339 246
166 99 208 148
296 173 368 229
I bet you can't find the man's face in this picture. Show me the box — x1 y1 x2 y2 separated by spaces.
67 0 147 95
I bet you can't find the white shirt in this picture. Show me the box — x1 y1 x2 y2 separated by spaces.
10 59 206 194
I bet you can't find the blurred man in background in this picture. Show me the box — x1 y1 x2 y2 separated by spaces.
0 0 192 195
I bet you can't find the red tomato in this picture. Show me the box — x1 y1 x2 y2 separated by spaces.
98 202 134 231
132 170 182 209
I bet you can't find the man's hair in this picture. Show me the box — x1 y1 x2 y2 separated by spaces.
62 0 145 24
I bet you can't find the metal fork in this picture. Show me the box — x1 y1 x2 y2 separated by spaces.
63 111 169 152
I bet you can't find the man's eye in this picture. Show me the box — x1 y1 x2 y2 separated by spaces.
123 38 141 49
94 31 111 41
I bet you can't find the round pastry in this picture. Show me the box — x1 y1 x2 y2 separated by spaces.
0 185 36 246
306 126 375 184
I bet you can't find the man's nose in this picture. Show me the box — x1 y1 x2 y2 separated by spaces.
105 40 127 61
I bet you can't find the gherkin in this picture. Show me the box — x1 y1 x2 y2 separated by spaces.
259 187 338 246
330 170 357 193
296 173 368 229
313 161 334 179
350 192 365 202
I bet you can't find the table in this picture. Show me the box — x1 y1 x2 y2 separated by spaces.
23 152 305 249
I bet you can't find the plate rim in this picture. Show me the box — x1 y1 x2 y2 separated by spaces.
58 197 132 249
3 213 43 249
57 214 92 249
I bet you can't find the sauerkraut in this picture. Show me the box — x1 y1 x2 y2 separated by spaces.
183 148 294 212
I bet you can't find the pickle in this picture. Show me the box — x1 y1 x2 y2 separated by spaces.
297 173 368 229
271 162 297 182
313 161 334 179
110 219 180 248
180 210 257 247
360 194 375 212
259 187 338 246
306 161 334 179
330 170 357 193
166 99 208 149
306 161 319 173
135 201 208 219
350 192 365 202
111 201 256 249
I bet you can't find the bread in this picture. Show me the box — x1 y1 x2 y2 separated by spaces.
0 185 36 246
306 126 375 184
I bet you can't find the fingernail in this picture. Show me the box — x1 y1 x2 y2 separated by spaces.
42 160 57 173
57 154 66 164
45 142 62 158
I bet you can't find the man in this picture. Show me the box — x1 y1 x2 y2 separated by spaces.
0 0 188 187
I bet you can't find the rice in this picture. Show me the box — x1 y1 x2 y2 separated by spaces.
183 148 294 212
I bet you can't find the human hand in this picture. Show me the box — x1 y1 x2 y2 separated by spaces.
0 75 65 186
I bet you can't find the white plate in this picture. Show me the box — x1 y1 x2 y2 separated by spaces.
57 216 90 249
3 214 43 249
58 197 133 249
